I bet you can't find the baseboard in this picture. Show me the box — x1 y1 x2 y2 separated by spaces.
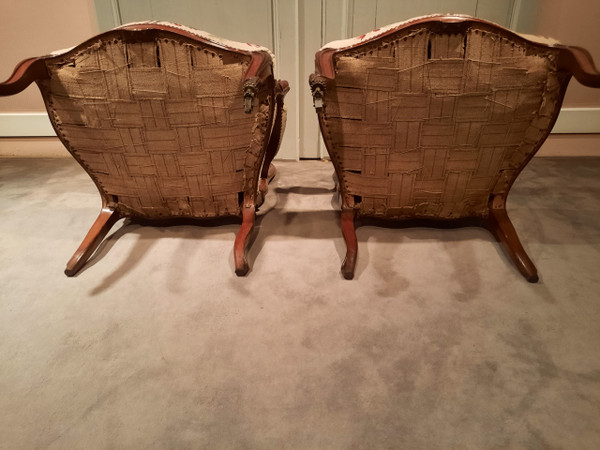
551 108 600 133
537 134 600 157
0 113 55 137
0 137 69 157
1 108 600 138
1 134 598 158
1 109 600 157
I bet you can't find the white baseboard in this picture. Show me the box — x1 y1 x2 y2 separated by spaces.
0 137 69 157
1 109 599 157
0 113 55 137
537 134 600 157
1 108 599 137
1 135 598 158
551 108 600 133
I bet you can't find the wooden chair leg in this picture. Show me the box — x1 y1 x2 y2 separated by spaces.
487 207 539 283
341 208 358 280
257 84 286 206
261 110 282 180
258 163 276 207
234 205 256 276
260 80 288 181
65 207 121 277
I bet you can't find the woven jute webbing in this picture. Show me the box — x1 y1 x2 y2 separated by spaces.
40 35 271 219
320 26 564 219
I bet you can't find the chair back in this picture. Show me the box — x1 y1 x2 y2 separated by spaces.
40 23 275 218
312 16 569 219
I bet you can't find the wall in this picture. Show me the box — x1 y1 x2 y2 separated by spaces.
531 0 600 155
0 0 98 112
534 0 600 107
0 0 98 157
0 0 599 156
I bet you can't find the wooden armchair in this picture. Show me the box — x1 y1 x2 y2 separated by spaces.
310 14 600 281
0 22 289 276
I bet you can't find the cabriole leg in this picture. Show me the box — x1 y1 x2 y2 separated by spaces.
257 163 276 207
65 207 121 277
234 205 256 276
257 89 286 205
341 208 358 280
487 206 538 283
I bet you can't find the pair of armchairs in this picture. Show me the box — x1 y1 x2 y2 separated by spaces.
2 16 599 281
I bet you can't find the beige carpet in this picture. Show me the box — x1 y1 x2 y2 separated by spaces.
1 157 599 448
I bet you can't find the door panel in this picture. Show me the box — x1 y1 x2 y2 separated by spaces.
96 0 520 159
474 0 516 27
118 0 274 49
299 0 323 158
374 0 478 30
112 0 302 159
350 0 514 36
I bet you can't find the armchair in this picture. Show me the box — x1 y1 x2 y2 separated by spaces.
0 22 289 276
310 14 600 281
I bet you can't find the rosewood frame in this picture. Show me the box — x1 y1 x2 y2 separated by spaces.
311 15 600 282
0 23 289 277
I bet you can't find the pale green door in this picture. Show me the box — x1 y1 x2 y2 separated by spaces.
95 0 531 159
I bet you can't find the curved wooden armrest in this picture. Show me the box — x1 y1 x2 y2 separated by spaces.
244 50 273 84
558 46 600 87
276 79 290 97
0 57 49 96
314 49 337 80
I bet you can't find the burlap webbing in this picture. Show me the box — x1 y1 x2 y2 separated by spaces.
41 35 271 219
321 27 564 219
